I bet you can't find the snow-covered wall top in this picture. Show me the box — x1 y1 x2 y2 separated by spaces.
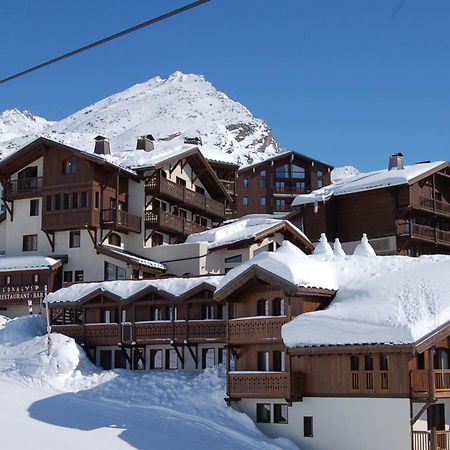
0 72 280 167
0 255 60 272
46 275 223 304
292 161 446 207
185 215 310 250
282 253 450 348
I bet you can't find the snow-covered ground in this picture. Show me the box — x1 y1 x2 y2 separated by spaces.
0 315 296 450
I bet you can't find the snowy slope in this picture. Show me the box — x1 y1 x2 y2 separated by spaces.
0 315 296 450
0 72 280 166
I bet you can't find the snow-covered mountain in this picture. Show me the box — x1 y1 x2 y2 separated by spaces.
0 72 281 166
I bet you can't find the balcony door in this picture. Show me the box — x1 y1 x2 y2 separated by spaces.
428 404 445 431
17 166 38 191
434 348 450 369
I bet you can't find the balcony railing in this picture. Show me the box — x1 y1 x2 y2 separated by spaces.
5 176 43 198
228 372 302 399
52 320 226 346
397 223 450 247
412 430 450 450
145 210 207 236
413 196 450 218
228 317 287 344
145 174 226 219
42 209 101 231
410 369 450 398
273 186 307 194
101 208 141 234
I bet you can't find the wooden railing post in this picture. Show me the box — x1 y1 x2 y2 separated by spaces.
430 427 437 450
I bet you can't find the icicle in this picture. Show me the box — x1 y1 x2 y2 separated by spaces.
353 233 376 257
313 233 333 256
333 238 346 256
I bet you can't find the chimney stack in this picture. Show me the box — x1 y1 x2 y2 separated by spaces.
388 153 404 171
94 136 111 155
136 134 155 152
184 136 202 146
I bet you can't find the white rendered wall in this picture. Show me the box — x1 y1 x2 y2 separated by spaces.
237 397 411 450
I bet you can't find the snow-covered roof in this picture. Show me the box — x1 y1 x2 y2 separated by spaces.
0 255 61 272
215 241 337 296
282 253 450 348
185 215 311 250
292 161 447 207
96 245 166 271
46 276 224 304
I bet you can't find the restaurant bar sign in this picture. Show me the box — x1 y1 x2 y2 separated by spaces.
0 284 45 302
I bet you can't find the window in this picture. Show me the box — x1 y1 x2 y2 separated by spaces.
165 349 179 370
317 179 324 188
275 181 285 191
114 350 127 369
365 355 374 371
242 196 249 206
274 404 288 424
150 349 163 369
202 304 215 320
243 178 249 188
94 192 100 209
218 304 227 320
295 181 306 192
224 254 242 264
32 274 39 284
260 196 267 206
54 194 61 211
46 195 52 212
260 170 267 177
195 185 205 195
62 159 76 175
151 307 162 321
30 199 39 216
317 170 323 177
74 270 84 282
350 355 359 371
257 351 270 371
380 355 389 371
304 416 313 437
176 177 186 186
256 404 271 423
107 233 121 247
22 234 37 251
69 231 81 248
275 199 286 210
428 404 445 431
72 193 79 209
81 192 88 208
292 164 305 179
5 276 10 285
260 178 267 188
63 193 70 209
275 164 289 179
151 232 164 247
63 271 73 283
273 351 286 372
202 348 215 369
101 310 112 324
104 262 126 281
272 298 285 316
257 299 269 316
169 306 178 321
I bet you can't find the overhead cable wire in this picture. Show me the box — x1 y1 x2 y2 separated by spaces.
0 0 210 85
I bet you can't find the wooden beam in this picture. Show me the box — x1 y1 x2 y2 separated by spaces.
4 200 13 221
169 160 181 176
44 232 55 252
411 400 434 426
187 344 198 368
86 228 97 246
172 343 184 368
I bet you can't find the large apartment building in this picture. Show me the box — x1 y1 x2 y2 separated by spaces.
0 136 233 315
236 151 333 217
290 154 450 255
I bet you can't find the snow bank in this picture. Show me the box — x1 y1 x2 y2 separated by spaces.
282 254 450 348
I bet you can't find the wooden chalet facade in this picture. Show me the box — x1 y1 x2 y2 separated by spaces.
236 151 333 217
291 159 450 256
0 137 234 315
47 277 226 371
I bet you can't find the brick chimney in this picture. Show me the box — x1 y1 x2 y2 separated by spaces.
388 153 404 171
94 136 110 155
136 134 155 152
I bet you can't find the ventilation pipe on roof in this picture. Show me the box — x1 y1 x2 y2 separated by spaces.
94 136 111 155
136 135 155 152
388 153 404 171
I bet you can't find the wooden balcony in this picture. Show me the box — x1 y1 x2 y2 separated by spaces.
228 371 302 400
412 196 450 218
4 176 43 199
101 208 141 234
42 209 100 231
145 210 207 236
228 317 287 344
397 223 450 247
410 369 450 398
145 174 226 219
412 430 450 450
52 320 226 346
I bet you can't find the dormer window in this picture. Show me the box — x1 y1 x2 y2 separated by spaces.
62 159 76 175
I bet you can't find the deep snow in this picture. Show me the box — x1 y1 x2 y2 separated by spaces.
0 315 296 450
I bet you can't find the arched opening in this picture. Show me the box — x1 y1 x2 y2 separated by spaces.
256 299 269 316
272 298 285 316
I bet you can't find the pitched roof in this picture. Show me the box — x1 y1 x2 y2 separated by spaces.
185 215 313 252
292 161 449 207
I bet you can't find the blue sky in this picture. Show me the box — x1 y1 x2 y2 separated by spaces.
1 0 449 171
